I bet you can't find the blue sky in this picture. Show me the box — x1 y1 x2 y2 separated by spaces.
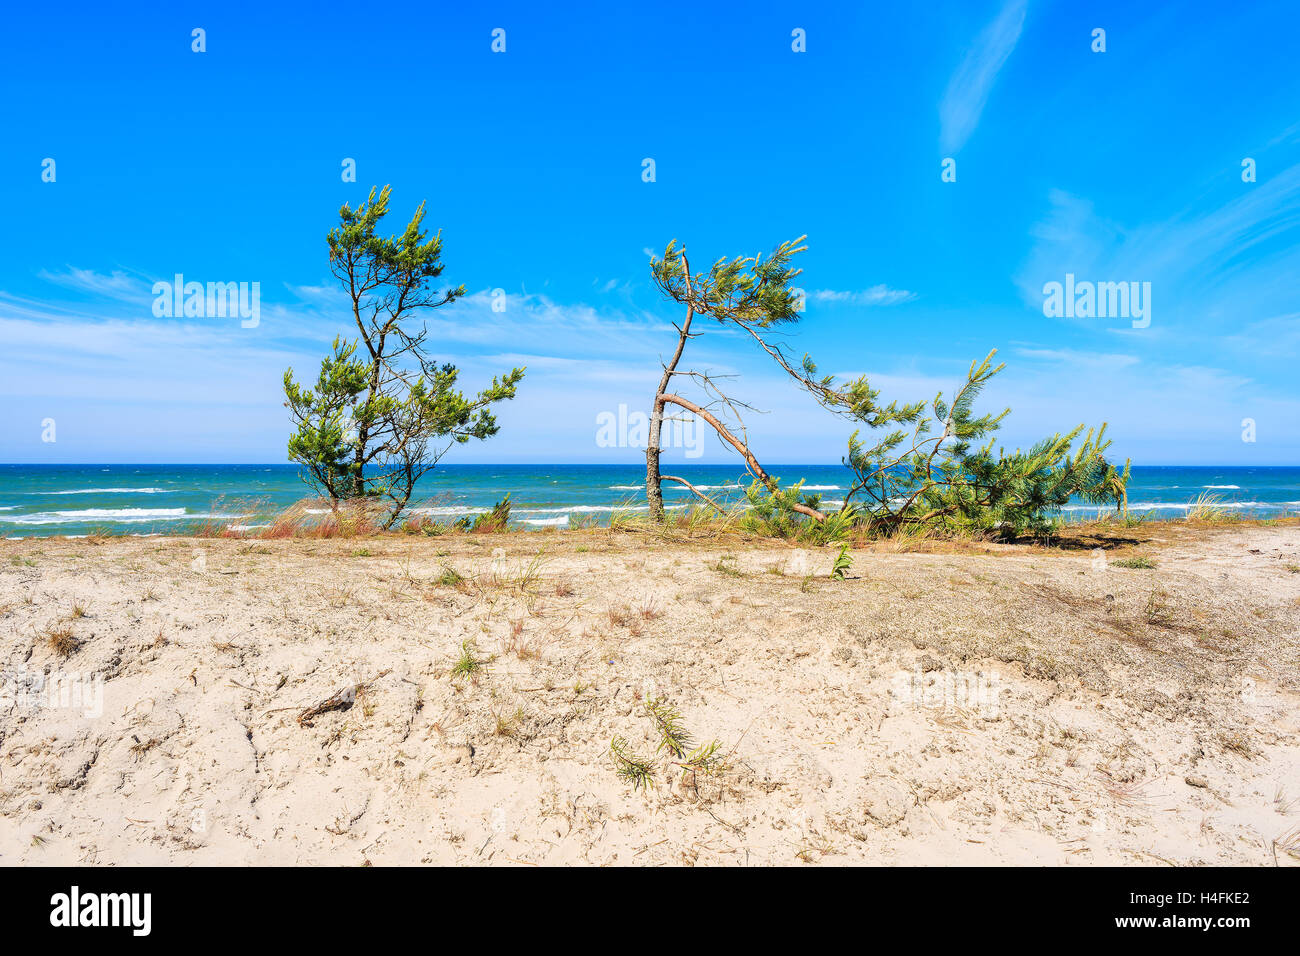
2 0 1298 465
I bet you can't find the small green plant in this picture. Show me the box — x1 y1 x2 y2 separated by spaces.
1119 508 1153 528
645 696 692 758
458 494 512 533
679 739 725 790
713 554 743 577
1112 556 1155 569
515 551 549 591
611 697 728 795
492 705 525 738
831 543 852 580
610 735 656 791
436 565 465 587
1144 587 1175 626
450 639 488 679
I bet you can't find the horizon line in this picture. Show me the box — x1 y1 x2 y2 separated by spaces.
2 462 1298 469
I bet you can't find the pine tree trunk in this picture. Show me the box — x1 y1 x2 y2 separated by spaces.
646 307 694 521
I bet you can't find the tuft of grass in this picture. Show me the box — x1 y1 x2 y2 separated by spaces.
492 705 525 738
712 554 743 577
400 512 447 536
515 551 549 592
459 494 512 533
1112 556 1155 569
607 604 634 628
450 640 489 680
881 523 938 553
1186 492 1232 523
1144 586 1175 626
45 624 80 658
436 565 465 587
607 505 643 533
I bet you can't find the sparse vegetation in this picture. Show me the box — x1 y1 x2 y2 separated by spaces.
436 565 465 587
611 696 726 796
831 543 853 580
609 736 656 791
1144 587 1175 626
45 624 80 657
450 640 489 680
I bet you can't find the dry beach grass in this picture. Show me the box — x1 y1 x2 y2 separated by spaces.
1 519 1299 865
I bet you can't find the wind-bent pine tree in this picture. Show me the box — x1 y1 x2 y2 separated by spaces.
644 236 1130 537
644 237 919 524
283 186 524 528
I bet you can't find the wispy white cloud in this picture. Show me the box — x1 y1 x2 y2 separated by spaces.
36 266 148 302
1017 158 1300 339
939 0 1028 154
1014 346 1139 370
812 286 917 306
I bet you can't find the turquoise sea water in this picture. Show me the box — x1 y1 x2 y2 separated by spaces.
1 464 1298 537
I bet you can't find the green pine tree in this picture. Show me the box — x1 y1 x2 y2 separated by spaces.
283 186 524 528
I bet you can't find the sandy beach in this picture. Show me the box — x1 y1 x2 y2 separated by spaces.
2 521 1298 866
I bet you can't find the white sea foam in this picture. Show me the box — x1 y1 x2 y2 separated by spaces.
1058 500 1275 512
1203 484 1241 489
56 508 187 518
42 487 169 495
0 508 227 525
522 516 569 527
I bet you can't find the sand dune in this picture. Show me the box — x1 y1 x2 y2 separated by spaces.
2 524 1298 866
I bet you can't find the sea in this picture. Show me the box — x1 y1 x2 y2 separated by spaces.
1 464 1297 538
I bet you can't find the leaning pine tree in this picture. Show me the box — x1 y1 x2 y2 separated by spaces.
283 186 524 529
644 236 1130 538
644 236 931 527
